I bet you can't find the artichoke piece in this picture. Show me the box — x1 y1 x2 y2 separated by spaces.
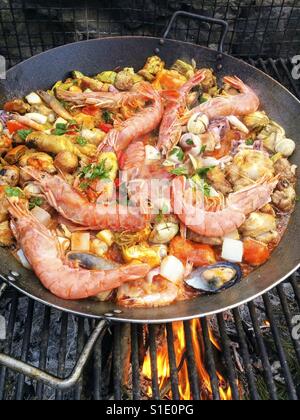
0 165 20 186
138 56 165 81
171 59 195 79
114 68 140 91
244 111 270 131
72 71 104 91
96 71 117 84
0 221 14 246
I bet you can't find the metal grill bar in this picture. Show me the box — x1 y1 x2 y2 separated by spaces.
262 293 298 400
247 301 278 400
166 323 180 400
183 321 200 400
232 308 260 400
216 313 240 400
131 324 141 400
200 317 220 400
36 306 51 400
148 325 160 400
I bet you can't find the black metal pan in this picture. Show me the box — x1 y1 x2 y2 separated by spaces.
0 13 299 324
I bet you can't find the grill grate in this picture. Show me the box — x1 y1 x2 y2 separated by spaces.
1 0 300 67
0 274 299 400
0 2 300 401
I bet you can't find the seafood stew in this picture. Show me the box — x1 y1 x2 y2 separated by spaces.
0 54 297 309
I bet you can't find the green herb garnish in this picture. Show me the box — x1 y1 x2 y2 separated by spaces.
169 147 184 162
200 96 208 104
53 123 67 136
5 186 23 198
29 196 43 210
200 145 207 154
17 129 33 141
170 166 189 176
76 136 88 146
197 166 214 177
102 110 113 124
79 182 89 191
246 139 254 146
203 182 211 197
80 159 111 181
186 139 195 146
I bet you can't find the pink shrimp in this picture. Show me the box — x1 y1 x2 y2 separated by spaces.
172 176 278 237
57 86 149 109
99 83 163 153
186 76 260 121
8 201 150 300
120 141 172 211
25 168 150 232
157 70 207 155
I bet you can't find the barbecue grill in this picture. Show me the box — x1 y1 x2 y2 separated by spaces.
0 0 299 401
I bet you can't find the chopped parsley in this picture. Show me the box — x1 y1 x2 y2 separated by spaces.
53 123 67 136
29 196 43 210
246 138 254 146
170 166 189 176
169 147 184 162
200 145 207 154
79 160 111 181
203 181 211 197
79 182 89 191
199 95 208 104
76 136 88 146
17 129 33 141
5 186 23 198
102 110 113 124
186 139 195 146
197 166 214 177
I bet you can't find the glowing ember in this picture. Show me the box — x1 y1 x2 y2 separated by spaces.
142 320 233 400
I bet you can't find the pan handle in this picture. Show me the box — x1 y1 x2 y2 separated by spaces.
162 11 229 54
0 279 109 390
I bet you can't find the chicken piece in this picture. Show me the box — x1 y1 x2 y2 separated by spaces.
272 179 296 213
274 158 297 184
187 230 223 246
207 166 233 195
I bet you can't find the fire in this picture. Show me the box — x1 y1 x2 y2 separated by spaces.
142 320 233 400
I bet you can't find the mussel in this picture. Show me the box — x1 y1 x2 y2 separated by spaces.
185 262 242 294
67 252 119 271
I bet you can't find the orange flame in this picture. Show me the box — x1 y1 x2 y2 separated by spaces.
142 320 233 400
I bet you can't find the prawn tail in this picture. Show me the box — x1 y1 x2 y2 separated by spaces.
223 76 244 90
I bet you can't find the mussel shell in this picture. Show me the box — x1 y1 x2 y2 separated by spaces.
67 252 119 271
184 262 242 294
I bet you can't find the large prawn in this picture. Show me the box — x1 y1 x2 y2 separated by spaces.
8 201 150 300
57 85 150 109
117 275 178 308
25 168 150 232
186 76 260 121
157 70 207 155
99 83 163 153
172 175 278 237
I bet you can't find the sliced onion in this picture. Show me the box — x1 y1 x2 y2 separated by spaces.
16 249 32 270
221 238 244 263
31 206 51 227
25 92 42 105
160 256 185 284
25 112 48 125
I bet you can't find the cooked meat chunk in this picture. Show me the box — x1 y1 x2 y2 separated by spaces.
207 166 233 195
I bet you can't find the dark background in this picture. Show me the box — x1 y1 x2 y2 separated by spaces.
0 0 299 67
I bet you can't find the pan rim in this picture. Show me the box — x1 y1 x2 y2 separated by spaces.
1 36 300 322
